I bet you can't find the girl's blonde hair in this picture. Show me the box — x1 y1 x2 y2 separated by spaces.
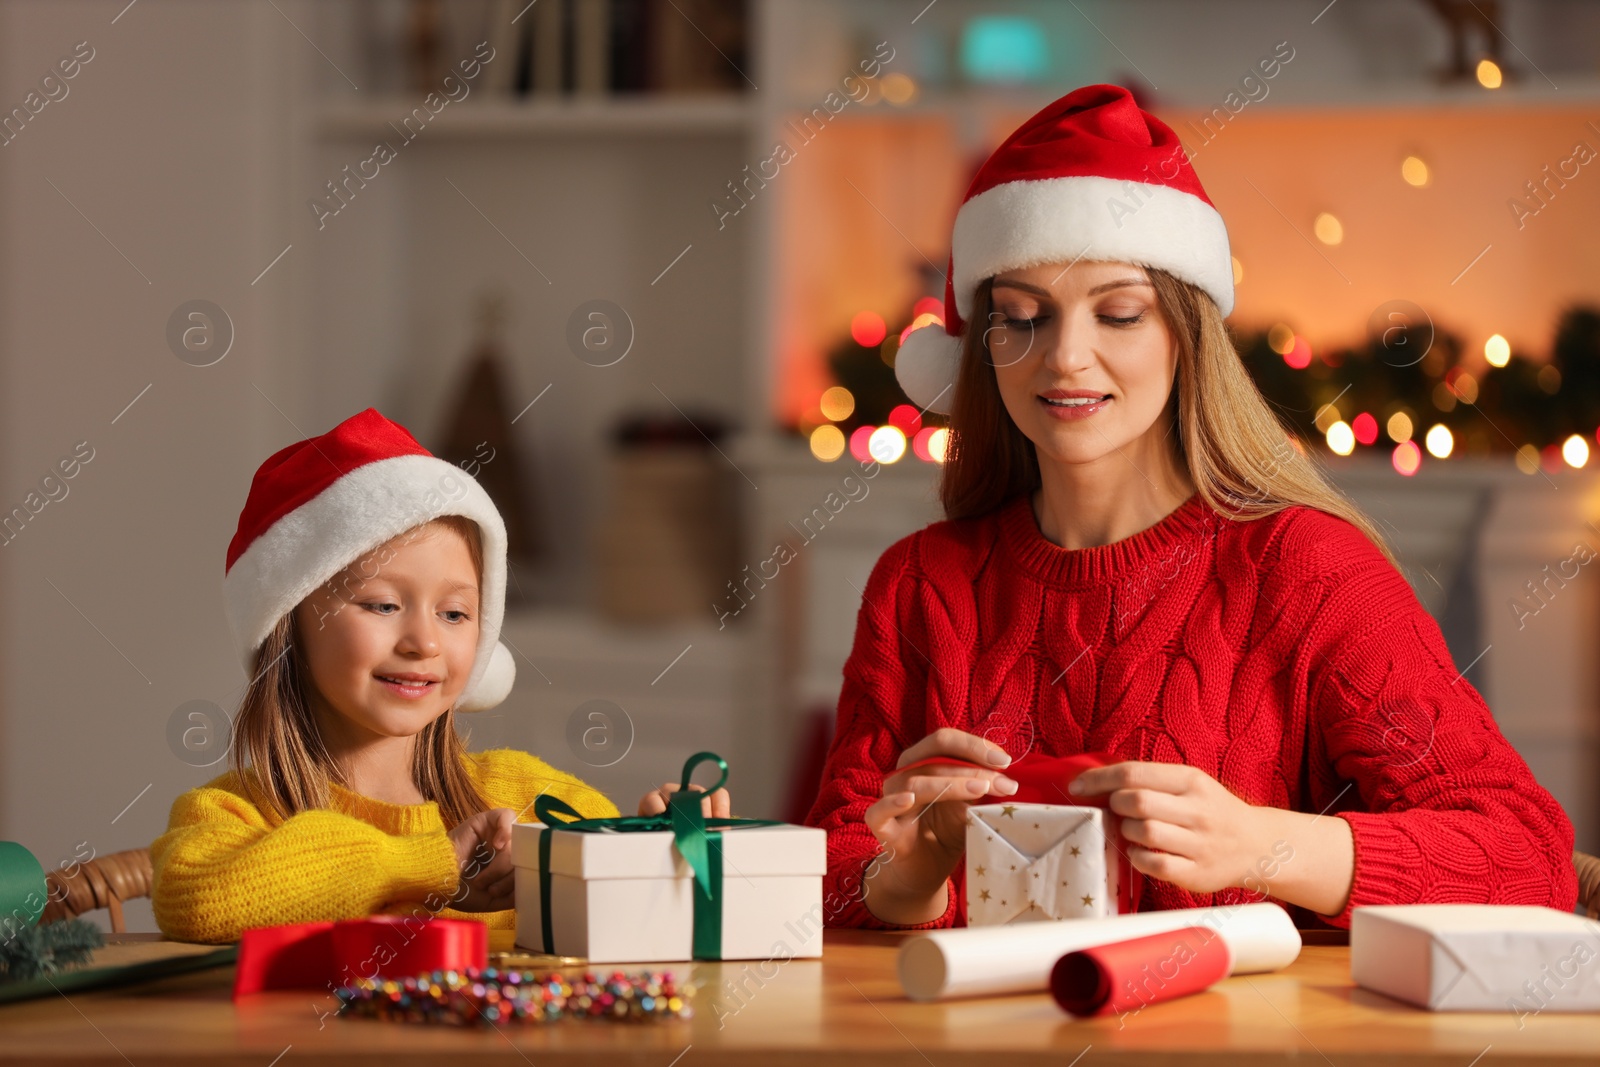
939 268 1394 564
231 515 492 825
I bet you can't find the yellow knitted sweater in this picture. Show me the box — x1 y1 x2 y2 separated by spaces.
150 748 618 944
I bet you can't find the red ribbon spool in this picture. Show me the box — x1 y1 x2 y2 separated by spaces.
232 915 488 999
895 750 1144 914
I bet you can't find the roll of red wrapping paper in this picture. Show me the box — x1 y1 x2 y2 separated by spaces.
896 750 1143 913
233 915 488 999
1050 926 1233 1016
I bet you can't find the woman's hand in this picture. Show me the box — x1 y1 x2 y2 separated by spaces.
1069 760 1354 916
638 783 731 818
447 807 517 912
1069 761 1281 895
861 728 1019 925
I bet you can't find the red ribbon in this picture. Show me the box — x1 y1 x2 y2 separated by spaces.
896 750 1144 914
232 915 487 1000
1050 926 1232 1016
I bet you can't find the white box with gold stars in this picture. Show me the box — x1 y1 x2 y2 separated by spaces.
964 803 1121 925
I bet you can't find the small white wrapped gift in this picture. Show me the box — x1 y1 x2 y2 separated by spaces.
965 803 1123 925
511 813 826 964
1351 904 1600 1012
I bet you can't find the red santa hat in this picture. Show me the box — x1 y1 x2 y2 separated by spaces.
223 408 514 713
896 84 1234 415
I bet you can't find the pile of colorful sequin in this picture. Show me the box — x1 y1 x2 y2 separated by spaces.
335 967 694 1026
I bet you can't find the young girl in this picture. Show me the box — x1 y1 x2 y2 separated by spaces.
152 409 720 943
805 84 1578 930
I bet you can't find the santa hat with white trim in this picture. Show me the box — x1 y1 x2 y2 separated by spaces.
223 407 515 713
896 83 1234 415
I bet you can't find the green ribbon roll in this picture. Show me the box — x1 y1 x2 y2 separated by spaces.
533 751 779 959
0 841 48 942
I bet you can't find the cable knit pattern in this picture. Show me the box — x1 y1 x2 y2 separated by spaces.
805 493 1577 931
151 749 618 943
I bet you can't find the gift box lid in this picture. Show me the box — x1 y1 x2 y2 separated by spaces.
1353 904 1597 934
511 821 826 880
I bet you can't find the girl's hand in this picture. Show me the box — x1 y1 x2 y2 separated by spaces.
1067 761 1272 895
638 783 731 818
447 807 517 912
861 729 1019 924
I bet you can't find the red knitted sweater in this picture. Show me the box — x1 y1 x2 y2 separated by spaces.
804 492 1578 930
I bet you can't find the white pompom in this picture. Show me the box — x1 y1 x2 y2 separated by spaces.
458 640 515 713
894 326 963 415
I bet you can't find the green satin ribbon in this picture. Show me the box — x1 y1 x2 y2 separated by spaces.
0 841 48 942
533 751 778 959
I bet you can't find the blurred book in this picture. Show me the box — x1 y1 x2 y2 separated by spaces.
573 0 611 95
608 0 654 92
651 0 747 93
533 0 566 94
361 0 750 99
483 0 520 97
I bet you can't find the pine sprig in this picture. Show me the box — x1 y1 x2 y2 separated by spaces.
0 919 105 983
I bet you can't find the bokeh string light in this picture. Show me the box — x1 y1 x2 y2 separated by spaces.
812 293 1598 478
1244 313 1600 477
811 300 952 464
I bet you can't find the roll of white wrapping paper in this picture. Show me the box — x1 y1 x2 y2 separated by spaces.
898 902 1302 1001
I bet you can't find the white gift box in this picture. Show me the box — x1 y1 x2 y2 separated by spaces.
1351 904 1600 1012
965 803 1122 925
511 820 827 963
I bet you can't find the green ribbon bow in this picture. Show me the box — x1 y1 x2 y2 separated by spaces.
532 751 778 959
0 841 47 942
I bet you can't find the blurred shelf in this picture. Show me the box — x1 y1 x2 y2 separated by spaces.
313 95 757 140
1183 76 1600 112
765 78 1600 126
768 87 1052 122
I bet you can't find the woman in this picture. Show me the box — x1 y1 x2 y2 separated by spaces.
804 84 1577 931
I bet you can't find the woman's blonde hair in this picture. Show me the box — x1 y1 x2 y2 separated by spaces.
230 515 492 825
939 268 1394 563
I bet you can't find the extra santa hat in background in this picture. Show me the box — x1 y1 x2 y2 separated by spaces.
223 407 515 713
895 83 1236 415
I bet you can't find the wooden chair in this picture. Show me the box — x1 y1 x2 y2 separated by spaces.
31 847 1600 932
39 848 153 934
1575 850 1600 921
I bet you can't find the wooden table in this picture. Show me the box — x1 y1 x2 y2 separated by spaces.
2 928 1598 1065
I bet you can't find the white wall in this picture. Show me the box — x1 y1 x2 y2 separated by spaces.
0 0 756 932
0 0 303 932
